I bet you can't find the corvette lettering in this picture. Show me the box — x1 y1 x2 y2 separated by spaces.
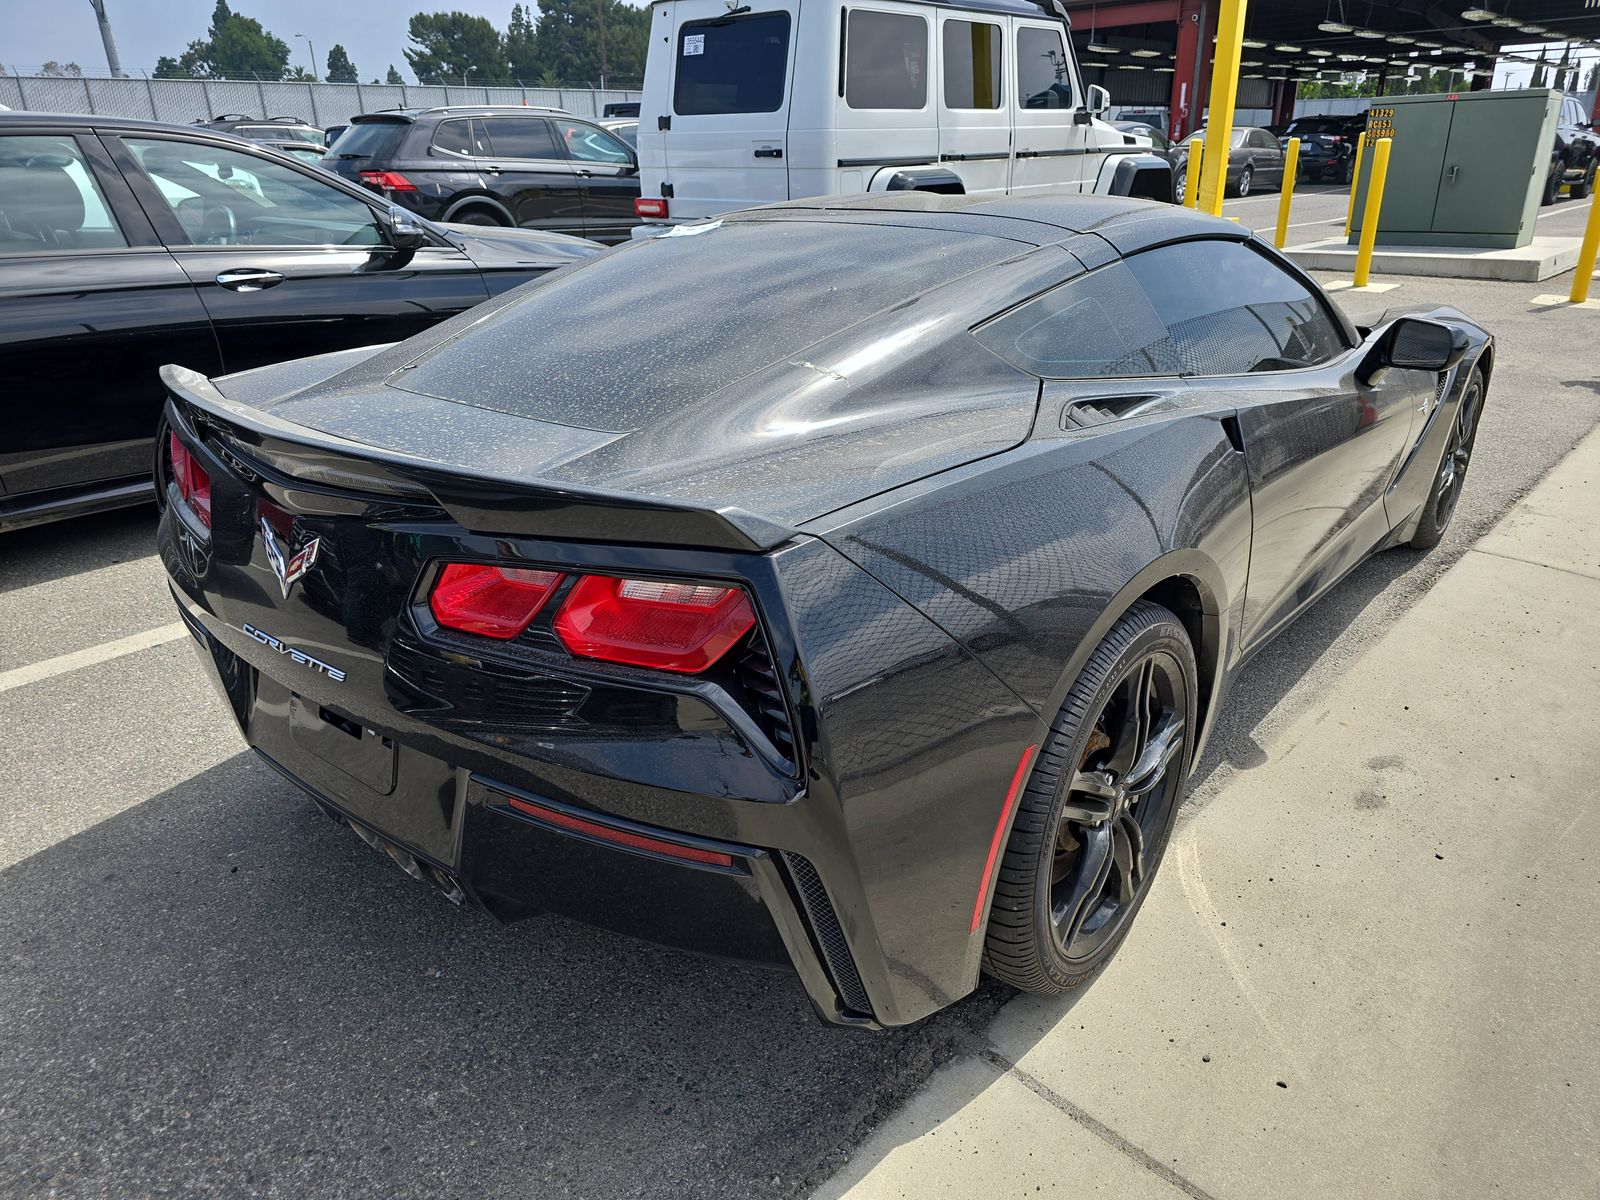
242 623 347 682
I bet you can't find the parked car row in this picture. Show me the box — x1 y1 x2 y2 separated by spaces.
0 111 603 531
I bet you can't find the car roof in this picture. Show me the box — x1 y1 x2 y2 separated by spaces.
351 105 573 123
737 192 1248 255
0 110 290 141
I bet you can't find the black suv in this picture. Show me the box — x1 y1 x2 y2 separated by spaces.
1280 114 1365 184
1546 93 1597 204
326 106 642 244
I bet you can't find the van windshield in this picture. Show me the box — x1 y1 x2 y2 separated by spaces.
674 12 791 115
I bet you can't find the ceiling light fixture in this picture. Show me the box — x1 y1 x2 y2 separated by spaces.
1130 47 1162 57
1275 42 1302 52
1087 41 1119 53
1354 27 1384 38
1386 33 1414 43
1459 8 1496 20
1242 38 1267 48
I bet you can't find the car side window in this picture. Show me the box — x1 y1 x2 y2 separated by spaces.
432 119 491 157
0 134 128 252
483 117 561 160
972 260 1184 378
124 138 382 248
555 121 634 165
1016 26 1073 109
1125 239 1347 374
844 10 929 110
943 20 1002 110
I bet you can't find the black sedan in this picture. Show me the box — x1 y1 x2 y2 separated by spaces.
1173 126 1288 201
0 113 601 532
157 194 1491 1028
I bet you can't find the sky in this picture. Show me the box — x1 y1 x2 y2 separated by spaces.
0 0 629 82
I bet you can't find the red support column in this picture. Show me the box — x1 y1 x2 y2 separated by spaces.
1169 0 1206 141
1272 79 1297 126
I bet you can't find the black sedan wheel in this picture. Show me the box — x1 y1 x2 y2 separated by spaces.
1229 165 1253 198
1409 369 1484 550
983 601 1196 993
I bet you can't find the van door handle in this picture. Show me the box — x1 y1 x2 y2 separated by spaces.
574 168 593 177
481 164 502 175
754 147 783 159
214 269 285 292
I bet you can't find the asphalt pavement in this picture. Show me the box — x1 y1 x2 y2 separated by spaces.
3 185 1599 1199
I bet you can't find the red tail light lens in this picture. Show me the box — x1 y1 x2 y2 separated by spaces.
167 431 211 529
554 576 756 674
430 563 564 639
358 169 417 191
634 197 669 218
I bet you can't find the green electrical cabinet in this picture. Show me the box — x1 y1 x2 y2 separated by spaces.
1349 88 1561 250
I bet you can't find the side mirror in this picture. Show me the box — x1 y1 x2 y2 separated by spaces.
1087 84 1111 117
1365 317 1469 381
383 204 429 252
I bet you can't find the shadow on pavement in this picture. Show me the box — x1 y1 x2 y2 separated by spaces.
0 505 159 594
0 753 1004 1200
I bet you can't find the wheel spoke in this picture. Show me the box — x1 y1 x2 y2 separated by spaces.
1110 817 1138 905
1062 770 1116 824
1122 710 1185 797
1054 822 1113 950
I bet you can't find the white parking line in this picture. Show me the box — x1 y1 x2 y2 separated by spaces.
0 622 189 695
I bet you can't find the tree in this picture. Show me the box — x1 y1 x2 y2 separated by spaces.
325 44 358 83
285 65 315 81
386 64 406 85
161 1 291 79
504 3 538 81
39 61 83 77
1585 62 1599 93
404 12 508 83
1530 48 1548 90
514 0 649 87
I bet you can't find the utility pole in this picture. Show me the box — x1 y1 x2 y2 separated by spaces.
88 0 126 78
295 33 319 81
596 0 609 90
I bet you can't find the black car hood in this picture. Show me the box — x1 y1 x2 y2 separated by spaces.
436 222 602 271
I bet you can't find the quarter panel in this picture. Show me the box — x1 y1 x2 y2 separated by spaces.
809 413 1253 722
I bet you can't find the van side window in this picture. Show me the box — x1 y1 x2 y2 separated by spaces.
943 20 1002 110
844 10 929 110
1017 27 1073 110
674 12 791 115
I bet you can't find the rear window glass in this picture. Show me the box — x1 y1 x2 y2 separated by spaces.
394 220 1015 433
674 13 791 115
333 121 407 159
845 10 928 110
943 20 1002 110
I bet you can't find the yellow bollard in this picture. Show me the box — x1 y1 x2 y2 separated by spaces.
1198 0 1247 216
1570 187 1600 304
1274 137 1300 248
1343 134 1368 239
1184 138 1204 208
1352 136 1392 288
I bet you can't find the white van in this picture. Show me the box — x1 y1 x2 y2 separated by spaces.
633 0 1169 225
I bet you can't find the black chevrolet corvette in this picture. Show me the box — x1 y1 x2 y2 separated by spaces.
157 194 1491 1028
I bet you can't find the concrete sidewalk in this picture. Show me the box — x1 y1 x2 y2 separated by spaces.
813 431 1600 1199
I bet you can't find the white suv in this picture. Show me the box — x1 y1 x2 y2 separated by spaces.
634 0 1168 225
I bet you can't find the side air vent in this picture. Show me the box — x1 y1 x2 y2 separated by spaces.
1061 394 1168 429
737 639 797 763
781 851 873 1017
1434 371 1449 409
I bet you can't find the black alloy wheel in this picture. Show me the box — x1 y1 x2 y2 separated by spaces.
1409 369 1484 550
983 601 1196 993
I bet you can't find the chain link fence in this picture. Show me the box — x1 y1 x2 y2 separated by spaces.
0 75 643 127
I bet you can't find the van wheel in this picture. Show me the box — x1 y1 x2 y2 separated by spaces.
453 208 508 227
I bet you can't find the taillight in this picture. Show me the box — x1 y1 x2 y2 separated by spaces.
634 197 669 218
554 576 755 674
430 563 564 639
167 430 211 529
357 169 417 191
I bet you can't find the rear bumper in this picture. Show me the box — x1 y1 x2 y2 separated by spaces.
173 592 881 1027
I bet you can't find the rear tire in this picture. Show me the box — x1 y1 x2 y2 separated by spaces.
1408 368 1484 551
1542 167 1561 206
1229 165 1253 198
1340 154 1355 185
1572 162 1595 201
982 601 1197 994
452 208 508 227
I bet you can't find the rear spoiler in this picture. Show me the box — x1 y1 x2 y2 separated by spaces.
160 365 798 553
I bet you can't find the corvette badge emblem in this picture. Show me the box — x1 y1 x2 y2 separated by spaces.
261 516 321 599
